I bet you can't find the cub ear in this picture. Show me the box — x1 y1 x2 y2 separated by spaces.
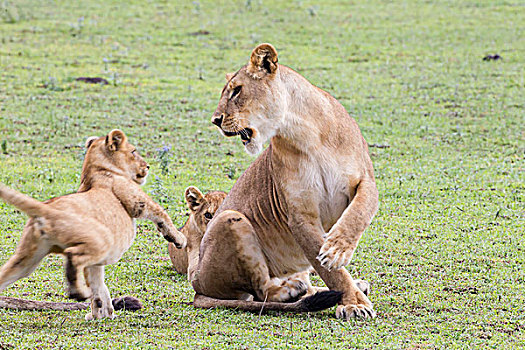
225 72 235 81
185 186 206 211
105 129 127 152
247 43 278 78
85 136 99 149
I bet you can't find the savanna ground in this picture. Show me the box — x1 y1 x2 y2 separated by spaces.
0 0 523 348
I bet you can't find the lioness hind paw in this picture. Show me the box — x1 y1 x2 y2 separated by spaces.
336 304 376 320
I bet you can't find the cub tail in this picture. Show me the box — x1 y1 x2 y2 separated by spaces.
193 290 343 314
0 184 56 218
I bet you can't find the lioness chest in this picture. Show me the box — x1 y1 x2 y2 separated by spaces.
218 147 352 277
296 156 351 232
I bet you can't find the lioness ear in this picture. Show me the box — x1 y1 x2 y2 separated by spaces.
106 129 127 152
247 43 278 78
225 72 235 81
185 186 206 211
85 136 98 149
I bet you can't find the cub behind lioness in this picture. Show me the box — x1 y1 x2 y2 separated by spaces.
168 187 227 275
0 129 186 320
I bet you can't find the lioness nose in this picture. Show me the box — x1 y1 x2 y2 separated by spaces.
211 114 224 127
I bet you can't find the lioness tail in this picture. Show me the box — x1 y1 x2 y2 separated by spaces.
193 290 343 314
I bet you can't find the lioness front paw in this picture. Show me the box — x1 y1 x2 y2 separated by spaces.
317 236 356 271
336 304 376 320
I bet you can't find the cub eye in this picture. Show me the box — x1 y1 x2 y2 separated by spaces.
230 85 242 99
131 149 136 154
204 212 213 220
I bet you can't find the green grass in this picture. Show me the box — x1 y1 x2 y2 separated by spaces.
0 0 523 348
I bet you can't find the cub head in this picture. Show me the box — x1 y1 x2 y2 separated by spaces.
183 186 227 244
81 129 149 189
211 43 286 155
168 186 227 275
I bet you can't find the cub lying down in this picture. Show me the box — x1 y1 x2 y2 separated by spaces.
169 186 370 314
0 129 186 320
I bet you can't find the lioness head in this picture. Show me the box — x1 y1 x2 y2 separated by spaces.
211 43 286 155
81 129 149 189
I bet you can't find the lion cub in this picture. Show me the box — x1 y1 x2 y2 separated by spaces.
168 187 227 275
0 129 186 320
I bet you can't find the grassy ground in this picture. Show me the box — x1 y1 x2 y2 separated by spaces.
0 0 523 348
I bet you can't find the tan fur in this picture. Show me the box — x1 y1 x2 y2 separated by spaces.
199 43 379 319
168 187 227 274
0 129 186 320
173 186 360 313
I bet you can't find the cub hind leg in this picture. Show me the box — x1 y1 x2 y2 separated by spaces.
63 236 111 301
0 221 51 292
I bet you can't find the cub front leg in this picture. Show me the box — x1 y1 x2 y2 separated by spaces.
112 178 187 249
288 206 375 319
317 178 378 270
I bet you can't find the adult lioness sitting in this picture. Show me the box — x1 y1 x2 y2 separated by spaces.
0 129 186 320
191 44 379 319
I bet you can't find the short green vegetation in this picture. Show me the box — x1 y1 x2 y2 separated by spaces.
0 0 523 348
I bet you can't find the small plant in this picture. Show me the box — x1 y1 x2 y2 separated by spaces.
36 167 55 183
41 76 63 91
192 1 200 14
62 116 70 133
307 5 318 17
109 71 119 86
70 16 84 37
149 176 172 206
1 1 21 23
156 145 171 175
1 140 7 154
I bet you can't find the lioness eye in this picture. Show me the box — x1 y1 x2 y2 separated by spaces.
204 212 213 220
230 85 242 99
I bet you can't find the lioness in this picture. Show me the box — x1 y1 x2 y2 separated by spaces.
0 129 186 320
191 44 379 319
